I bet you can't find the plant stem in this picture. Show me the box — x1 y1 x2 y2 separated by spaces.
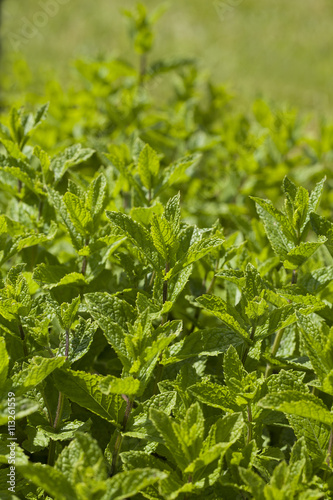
47 330 69 466
247 403 252 444
139 54 147 86
206 258 220 295
38 199 43 221
162 262 169 306
53 392 64 430
265 328 284 378
18 320 28 357
326 427 333 467
241 326 256 365
110 396 134 476
81 237 90 275
47 441 56 467
153 263 171 395
148 270 155 289
265 269 298 377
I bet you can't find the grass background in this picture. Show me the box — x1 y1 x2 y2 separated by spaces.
2 0 333 115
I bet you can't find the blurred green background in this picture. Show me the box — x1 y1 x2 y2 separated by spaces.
2 0 333 115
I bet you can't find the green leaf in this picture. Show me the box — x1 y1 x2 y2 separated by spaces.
63 192 93 238
282 176 298 202
53 369 123 424
283 237 326 269
0 396 39 426
197 294 250 342
130 203 164 225
55 432 107 483
35 420 91 443
99 376 141 396
223 345 247 389
310 213 333 257
308 176 326 214
31 103 49 131
189 381 239 411
293 186 309 232
12 356 66 396
151 214 176 260
298 265 333 294
164 193 181 233
1 224 57 264
239 467 265 500
184 441 230 475
255 304 297 341
169 236 224 279
169 264 192 303
149 408 189 470
58 318 97 363
288 414 330 463
105 468 167 500
86 173 107 219
251 196 296 243
252 199 294 259
160 153 200 190
17 463 76 500
137 143 160 190
106 211 162 270
244 263 265 300
259 390 333 425
60 296 81 330
47 187 84 250
51 144 94 182
85 292 136 330
0 164 44 196
150 403 204 471
34 145 51 179
163 328 243 364
296 312 333 381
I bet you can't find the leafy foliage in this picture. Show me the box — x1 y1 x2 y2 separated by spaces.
1 4 333 500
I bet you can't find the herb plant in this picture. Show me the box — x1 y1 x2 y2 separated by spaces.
1 4 333 499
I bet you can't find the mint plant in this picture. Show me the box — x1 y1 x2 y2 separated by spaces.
1 4 333 500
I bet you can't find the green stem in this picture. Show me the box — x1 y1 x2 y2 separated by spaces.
206 258 220 295
18 320 28 357
153 263 171 394
47 441 56 467
247 403 252 444
81 237 90 275
53 392 64 430
148 270 155 289
38 199 43 221
241 326 256 365
291 269 298 284
265 328 284 378
188 259 220 336
265 269 298 377
48 330 69 466
110 396 134 476
153 263 170 394
326 427 333 467
162 262 169 306
139 53 148 86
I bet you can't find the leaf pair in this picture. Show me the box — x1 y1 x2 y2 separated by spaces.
251 176 326 269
